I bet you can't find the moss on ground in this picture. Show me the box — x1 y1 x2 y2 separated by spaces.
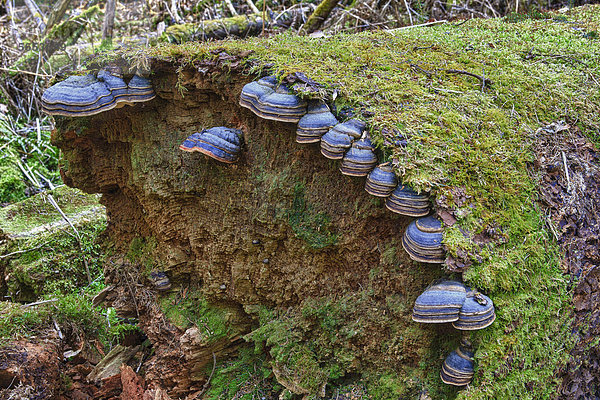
0 152 26 204
0 191 130 350
0 186 102 236
81 5 600 399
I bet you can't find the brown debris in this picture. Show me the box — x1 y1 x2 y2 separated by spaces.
0 331 61 399
530 122 600 400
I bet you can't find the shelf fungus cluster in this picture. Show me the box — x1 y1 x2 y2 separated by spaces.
41 68 155 116
412 280 496 386
179 127 243 163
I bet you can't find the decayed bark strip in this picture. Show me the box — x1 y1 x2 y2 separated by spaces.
163 11 298 43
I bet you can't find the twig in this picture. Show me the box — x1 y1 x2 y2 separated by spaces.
386 19 447 32
402 0 414 25
5 0 22 46
23 0 47 33
446 69 493 87
53 317 64 340
21 298 58 308
410 63 432 78
0 242 49 259
0 67 52 78
196 353 217 398
562 151 571 192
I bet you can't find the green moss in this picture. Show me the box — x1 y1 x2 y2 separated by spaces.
0 292 130 348
203 345 281 399
0 186 102 236
158 287 233 343
127 236 159 273
0 152 26 204
4 214 106 301
287 183 338 249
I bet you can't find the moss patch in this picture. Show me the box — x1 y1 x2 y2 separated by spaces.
0 186 102 236
158 287 234 343
287 183 338 249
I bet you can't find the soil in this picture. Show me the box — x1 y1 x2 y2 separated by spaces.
530 121 600 400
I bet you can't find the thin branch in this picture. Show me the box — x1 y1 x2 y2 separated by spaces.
0 242 49 259
386 19 447 32
21 298 58 308
446 69 493 87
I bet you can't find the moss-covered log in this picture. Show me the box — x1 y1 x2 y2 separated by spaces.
49 6 600 400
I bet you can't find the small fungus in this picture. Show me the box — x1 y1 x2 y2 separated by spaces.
365 162 398 197
339 136 377 177
296 101 338 143
149 271 171 292
320 119 366 160
441 338 475 386
402 216 445 264
239 76 307 123
385 184 430 217
452 289 496 330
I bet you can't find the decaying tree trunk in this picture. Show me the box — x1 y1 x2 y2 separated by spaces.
301 0 339 34
102 0 117 46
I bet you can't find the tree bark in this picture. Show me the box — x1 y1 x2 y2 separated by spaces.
101 0 116 45
301 0 339 34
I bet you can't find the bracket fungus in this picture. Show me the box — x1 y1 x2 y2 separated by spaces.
149 271 172 292
452 289 496 330
41 69 155 116
340 136 377 177
296 101 339 143
411 280 467 323
402 216 445 264
320 119 366 160
441 339 475 386
179 127 243 163
365 162 398 197
385 184 430 217
239 76 307 123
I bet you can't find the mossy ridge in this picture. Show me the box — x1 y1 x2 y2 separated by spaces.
4 218 106 301
245 287 459 399
0 186 102 236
